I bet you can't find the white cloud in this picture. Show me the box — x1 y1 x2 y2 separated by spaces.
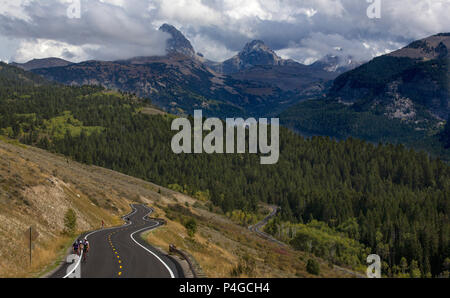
0 0 169 62
0 0 449 63
189 34 237 62
0 0 31 21
278 32 405 65
154 0 222 26
99 0 125 7
380 0 450 39
12 39 96 62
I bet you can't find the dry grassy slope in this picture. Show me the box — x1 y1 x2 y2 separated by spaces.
0 139 163 277
145 203 360 278
0 139 354 278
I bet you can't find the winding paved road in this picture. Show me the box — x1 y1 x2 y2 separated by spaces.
249 206 286 246
50 204 183 278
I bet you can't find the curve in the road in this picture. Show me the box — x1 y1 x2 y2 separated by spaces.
249 206 286 246
51 204 182 278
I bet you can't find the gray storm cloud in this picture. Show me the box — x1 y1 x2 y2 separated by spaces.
0 0 449 63
0 0 169 62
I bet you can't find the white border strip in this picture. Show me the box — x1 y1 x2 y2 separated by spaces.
63 251 83 278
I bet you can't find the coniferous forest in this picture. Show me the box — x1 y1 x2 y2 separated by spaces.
0 63 449 277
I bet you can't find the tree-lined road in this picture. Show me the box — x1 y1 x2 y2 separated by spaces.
249 206 286 246
50 205 183 278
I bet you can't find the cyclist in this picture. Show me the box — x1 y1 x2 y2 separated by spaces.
72 241 79 255
78 240 84 256
82 239 90 262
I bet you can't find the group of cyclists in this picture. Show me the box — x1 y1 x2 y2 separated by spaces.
72 238 90 262
71 221 106 262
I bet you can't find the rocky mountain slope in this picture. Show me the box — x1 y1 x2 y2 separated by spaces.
159 23 197 59
281 33 450 159
329 33 449 120
388 33 450 60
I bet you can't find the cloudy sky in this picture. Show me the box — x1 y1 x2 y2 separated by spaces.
0 0 449 64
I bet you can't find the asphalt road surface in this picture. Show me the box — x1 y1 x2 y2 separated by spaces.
50 204 183 278
249 206 286 246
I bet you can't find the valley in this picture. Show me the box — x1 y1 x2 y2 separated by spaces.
0 59 449 277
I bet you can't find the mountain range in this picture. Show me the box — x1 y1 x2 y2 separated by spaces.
20 24 351 117
7 25 450 159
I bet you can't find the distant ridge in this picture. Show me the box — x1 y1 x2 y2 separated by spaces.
388 33 450 60
10 57 73 71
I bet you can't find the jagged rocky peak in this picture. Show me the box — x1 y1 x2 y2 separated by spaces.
218 40 294 74
159 24 196 58
242 40 271 53
238 40 286 67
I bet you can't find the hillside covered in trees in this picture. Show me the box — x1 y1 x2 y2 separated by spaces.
0 62 449 277
281 34 450 162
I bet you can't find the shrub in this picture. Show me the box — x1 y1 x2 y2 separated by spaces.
64 208 77 235
230 254 256 277
184 218 198 238
306 259 320 275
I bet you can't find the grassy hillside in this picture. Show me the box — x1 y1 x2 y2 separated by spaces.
0 139 354 278
0 139 132 277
